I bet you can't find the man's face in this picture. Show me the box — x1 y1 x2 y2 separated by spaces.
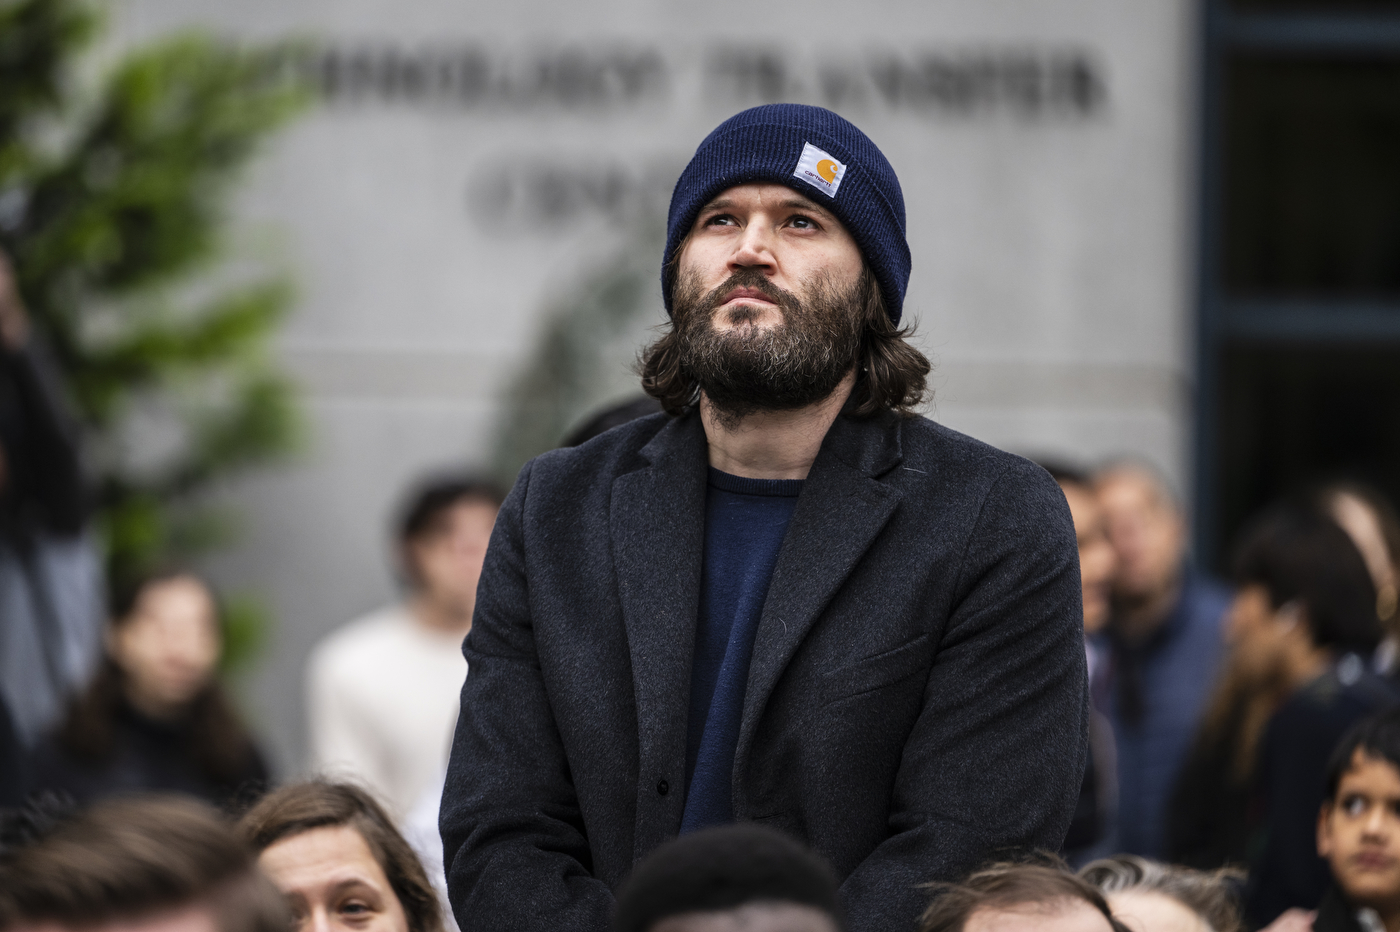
672 183 867 421
406 498 499 614
962 899 1115 932
1060 481 1117 635
1318 748 1400 913
1095 468 1185 604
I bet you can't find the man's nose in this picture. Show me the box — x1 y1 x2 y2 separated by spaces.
729 221 775 270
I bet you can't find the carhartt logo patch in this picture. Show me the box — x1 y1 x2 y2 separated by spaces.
793 142 846 198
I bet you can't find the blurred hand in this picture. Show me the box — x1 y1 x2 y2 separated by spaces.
0 250 30 351
1260 909 1316 932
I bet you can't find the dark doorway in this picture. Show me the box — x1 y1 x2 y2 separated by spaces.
1198 1 1400 567
1213 344 1400 557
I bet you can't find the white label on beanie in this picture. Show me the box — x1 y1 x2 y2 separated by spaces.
792 142 846 198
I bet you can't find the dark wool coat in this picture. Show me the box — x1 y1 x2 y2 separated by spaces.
441 408 1088 932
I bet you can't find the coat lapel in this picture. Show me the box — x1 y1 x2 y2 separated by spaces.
737 413 904 760
610 413 708 854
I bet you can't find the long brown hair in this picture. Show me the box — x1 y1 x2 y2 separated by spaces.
240 781 443 932
641 249 930 418
56 569 259 788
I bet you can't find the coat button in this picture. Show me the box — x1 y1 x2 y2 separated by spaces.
657 780 669 796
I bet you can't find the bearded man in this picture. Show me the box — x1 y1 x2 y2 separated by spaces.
440 104 1088 932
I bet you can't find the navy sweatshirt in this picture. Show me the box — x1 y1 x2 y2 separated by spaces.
681 467 803 832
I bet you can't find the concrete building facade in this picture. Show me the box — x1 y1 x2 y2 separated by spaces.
109 0 1199 773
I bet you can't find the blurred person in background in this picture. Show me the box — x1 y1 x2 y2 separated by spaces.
1079 855 1242 932
241 780 442 932
0 794 288 932
611 824 843 932
918 859 1119 932
306 475 502 818
1220 506 1398 925
27 569 267 808
0 250 103 783
1168 497 1398 871
1041 461 1119 864
1318 483 1400 671
1094 461 1232 858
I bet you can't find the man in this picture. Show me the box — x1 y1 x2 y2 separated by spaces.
307 474 502 816
1094 462 1230 858
1042 462 1118 862
0 794 288 932
613 824 843 932
918 861 1120 932
441 104 1087 932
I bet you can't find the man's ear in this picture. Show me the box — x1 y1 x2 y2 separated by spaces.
1318 802 1335 858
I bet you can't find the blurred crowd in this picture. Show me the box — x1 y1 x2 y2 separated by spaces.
4 232 1400 932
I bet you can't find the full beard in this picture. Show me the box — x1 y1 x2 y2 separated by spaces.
671 266 864 427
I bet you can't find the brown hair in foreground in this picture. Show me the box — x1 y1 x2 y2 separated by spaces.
642 251 931 418
0 794 288 932
920 859 1121 932
1079 855 1244 932
239 781 442 932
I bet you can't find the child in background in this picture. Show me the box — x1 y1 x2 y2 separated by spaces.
1312 710 1400 932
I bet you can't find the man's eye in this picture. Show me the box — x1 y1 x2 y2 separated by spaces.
788 215 816 229
704 214 736 227
1344 795 1369 816
340 902 372 917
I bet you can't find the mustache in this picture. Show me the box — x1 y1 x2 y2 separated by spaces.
699 268 800 316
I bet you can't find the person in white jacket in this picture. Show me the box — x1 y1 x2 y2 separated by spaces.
306 474 502 817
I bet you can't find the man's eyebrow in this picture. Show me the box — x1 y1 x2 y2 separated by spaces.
696 195 833 217
777 196 832 216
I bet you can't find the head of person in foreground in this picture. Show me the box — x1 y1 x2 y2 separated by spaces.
240 781 441 932
612 824 843 932
1317 709 1400 927
1079 855 1242 932
0 794 287 932
919 860 1123 932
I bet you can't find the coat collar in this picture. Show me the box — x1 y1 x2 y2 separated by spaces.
610 413 708 855
610 409 906 833
736 411 905 767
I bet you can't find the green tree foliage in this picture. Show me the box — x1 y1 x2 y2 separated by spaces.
0 0 307 665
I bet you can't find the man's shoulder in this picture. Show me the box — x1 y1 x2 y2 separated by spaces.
520 410 678 494
1289 659 1400 717
308 605 416 673
893 414 1064 509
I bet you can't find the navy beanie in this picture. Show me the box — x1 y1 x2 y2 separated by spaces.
663 104 911 324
